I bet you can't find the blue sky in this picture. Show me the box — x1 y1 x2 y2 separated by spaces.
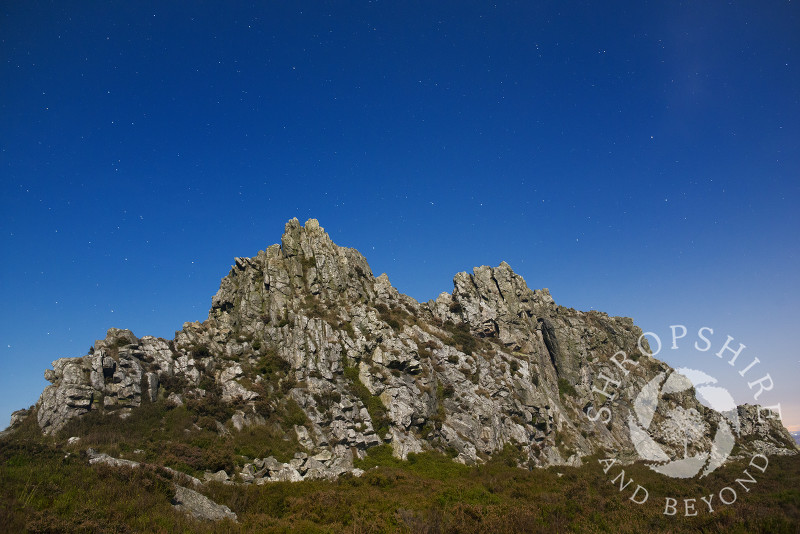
1 2 798 430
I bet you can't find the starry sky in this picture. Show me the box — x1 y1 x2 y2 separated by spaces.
1 2 798 431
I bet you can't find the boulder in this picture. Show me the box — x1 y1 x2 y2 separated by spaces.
172 485 237 522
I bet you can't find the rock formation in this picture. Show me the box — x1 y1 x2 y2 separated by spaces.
172 485 238 522
11 218 796 484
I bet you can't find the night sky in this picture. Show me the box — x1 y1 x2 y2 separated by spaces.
1 2 798 430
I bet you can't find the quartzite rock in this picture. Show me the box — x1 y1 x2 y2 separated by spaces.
172 485 237 522
19 218 796 478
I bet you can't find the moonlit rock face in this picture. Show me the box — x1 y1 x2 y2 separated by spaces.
23 219 797 476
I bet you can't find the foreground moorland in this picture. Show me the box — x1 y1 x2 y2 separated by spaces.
1 407 798 534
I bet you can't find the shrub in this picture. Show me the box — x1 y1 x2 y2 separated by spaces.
558 378 577 398
374 303 416 331
186 385 235 422
162 441 234 473
256 349 291 377
441 321 479 355
304 295 337 323
343 361 390 435
300 255 317 271
160 374 188 394
191 345 212 359
313 390 342 412
340 321 356 339
353 444 403 470
282 399 310 429
231 423 301 463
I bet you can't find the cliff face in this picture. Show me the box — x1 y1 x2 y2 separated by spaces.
17 218 796 482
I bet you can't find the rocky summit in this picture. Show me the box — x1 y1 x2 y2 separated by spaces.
9 218 795 485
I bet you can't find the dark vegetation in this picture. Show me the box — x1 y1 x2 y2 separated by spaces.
440 321 483 356
37 340 307 478
558 378 577 398
304 295 339 324
375 303 420 331
2 417 798 533
50 395 304 475
343 358 390 436
4 315 797 532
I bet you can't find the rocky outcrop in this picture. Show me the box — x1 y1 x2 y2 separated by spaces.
87 448 141 469
85 449 204 487
736 404 798 456
21 218 796 479
84 448 233 521
37 330 170 434
233 452 364 484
